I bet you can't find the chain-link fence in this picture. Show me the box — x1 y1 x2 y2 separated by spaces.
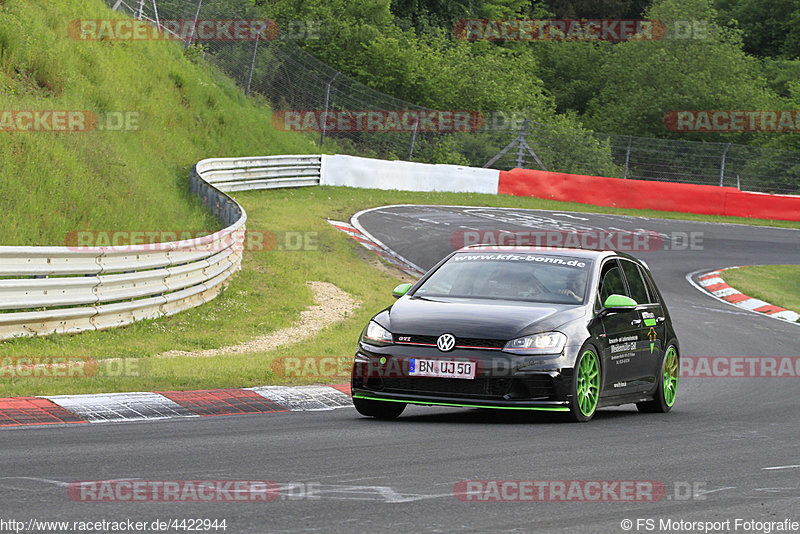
488 121 800 195
106 0 800 195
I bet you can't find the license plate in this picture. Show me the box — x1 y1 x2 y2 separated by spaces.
408 358 476 379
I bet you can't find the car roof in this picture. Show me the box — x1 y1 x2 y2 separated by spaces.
456 244 618 260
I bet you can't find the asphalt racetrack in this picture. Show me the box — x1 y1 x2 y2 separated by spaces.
2 205 799 533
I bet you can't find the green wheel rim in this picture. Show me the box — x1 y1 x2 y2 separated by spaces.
663 346 678 407
576 349 600 417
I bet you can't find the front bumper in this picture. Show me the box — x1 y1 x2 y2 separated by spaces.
351 343 578 411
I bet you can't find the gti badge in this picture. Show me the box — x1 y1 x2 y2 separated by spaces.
437 333 456 352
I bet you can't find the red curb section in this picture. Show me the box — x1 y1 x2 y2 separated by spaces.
0 397 87 427
753 304 785 314
723 293 752 303
158 389 288 417
704 282 729 292
331 384 351 396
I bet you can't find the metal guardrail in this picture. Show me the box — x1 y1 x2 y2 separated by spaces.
0 154 322 340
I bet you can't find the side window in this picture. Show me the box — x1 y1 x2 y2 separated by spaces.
598 260 626 304
621 260 650 304
641 267 662 305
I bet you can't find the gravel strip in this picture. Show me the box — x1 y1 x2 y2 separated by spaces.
157 281 360 358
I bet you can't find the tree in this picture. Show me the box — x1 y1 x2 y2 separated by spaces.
583 0 777 141
714 0 800 58
541 0 652 19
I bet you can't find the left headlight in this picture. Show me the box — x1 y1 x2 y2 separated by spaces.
503 332 566 355
361 321 393 346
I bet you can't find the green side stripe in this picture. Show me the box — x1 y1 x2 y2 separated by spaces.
352 393 570 412
644 318 657 326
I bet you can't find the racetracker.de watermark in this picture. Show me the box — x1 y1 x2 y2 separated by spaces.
272 110 484 133
453 19 708 41
0 111 140 132
272 356 352 379
450 229 704 252
68 19 279 41
0 357 142 378
64 230 318 252
665 110 800 133
68 480 279 502
67 480 322 502
453 480 709 502
680 356 800 378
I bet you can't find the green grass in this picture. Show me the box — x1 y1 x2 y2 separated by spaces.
0 0 320 245
720 265 800 320
3 186 800 396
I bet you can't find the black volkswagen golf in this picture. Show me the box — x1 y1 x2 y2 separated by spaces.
351 245 679 422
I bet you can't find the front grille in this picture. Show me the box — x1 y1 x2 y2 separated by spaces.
396 334 505 350
458 337 505 349
381 377 511 397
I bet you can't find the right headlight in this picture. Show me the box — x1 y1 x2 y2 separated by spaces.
503 332 567 355
361 321 393 346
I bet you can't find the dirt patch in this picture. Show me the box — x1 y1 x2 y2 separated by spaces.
157 281 359 358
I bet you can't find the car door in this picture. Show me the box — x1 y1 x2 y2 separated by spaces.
621 260 667 390
596 259 644 395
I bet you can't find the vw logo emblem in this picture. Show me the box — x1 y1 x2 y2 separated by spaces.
437 333 456 352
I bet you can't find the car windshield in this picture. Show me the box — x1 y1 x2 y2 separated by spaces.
414 252 591 304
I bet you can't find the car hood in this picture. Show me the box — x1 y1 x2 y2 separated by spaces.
385 296 586 340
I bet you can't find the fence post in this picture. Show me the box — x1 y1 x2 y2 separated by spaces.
245 33 260 96
185 0 203 49
408 112 420 160
152 0 160 31
719 143 731 186
516 119 529 169
320 72 340 147
136 0 144 19
483 118 546 170
623 135 632 179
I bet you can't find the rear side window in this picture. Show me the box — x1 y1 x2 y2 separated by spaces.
641 267 662 305
620 260 650 304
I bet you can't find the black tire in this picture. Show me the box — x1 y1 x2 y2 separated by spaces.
353 397 406 419
637 344 678 414
566 346 602 423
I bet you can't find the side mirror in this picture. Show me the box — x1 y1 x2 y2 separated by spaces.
602 294 638 311
392 283 412 299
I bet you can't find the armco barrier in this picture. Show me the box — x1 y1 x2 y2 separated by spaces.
498 168 800 221
0 155 320 340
